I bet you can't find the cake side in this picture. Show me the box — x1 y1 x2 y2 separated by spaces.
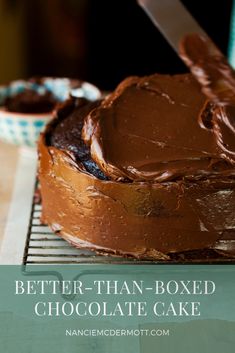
38 133 235 260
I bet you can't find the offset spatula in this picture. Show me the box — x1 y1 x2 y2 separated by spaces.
137 0 235 106
137 0 235 256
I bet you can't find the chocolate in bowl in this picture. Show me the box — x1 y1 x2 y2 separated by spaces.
4 89 58 114
38 73 235 261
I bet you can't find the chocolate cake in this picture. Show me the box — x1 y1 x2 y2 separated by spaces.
38 72 235 261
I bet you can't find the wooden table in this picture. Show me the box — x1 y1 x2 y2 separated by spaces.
0 141 19 248
0 140 37 263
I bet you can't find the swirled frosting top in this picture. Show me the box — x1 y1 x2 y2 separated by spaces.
82 73 234 182
179 34 235 164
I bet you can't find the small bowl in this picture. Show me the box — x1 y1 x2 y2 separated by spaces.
0 78 101 147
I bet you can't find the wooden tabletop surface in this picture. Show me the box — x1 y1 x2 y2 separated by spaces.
0 141 19 248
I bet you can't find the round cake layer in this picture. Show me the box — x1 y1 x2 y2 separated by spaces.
38 76 235 260
39 135 235 259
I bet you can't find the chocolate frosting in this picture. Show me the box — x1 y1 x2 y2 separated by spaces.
179 34 235 164
83 74 234 182
179 34 235 105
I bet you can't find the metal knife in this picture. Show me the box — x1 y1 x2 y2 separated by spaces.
137 0 208 53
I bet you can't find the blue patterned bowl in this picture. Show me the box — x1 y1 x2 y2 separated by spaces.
0 78 101 147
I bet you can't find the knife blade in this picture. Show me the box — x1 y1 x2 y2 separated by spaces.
137 0 208 53
137 0 235 107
